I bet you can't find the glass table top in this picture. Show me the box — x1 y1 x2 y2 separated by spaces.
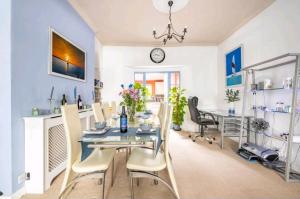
81 113 160 144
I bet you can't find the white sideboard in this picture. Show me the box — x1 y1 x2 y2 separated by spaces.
23 109 94 194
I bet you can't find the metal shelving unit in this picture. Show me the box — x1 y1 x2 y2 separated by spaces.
239 53 300 182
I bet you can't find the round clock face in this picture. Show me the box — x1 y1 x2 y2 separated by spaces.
150 48 165 63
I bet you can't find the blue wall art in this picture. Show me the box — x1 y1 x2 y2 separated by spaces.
226 46 243 86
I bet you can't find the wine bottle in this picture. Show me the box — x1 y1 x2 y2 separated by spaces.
120 106 128 133
61 94 67 106
77 95 83 109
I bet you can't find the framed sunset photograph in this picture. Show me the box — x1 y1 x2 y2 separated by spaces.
49 28 86 82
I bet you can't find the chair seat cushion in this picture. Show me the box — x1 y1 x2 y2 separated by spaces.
73 148 116 173
127 148 166 172
200 118 219 125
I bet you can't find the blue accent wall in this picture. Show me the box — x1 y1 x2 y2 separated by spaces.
0 0 13 195
10 0 95 193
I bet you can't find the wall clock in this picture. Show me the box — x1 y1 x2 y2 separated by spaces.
150 48 165 63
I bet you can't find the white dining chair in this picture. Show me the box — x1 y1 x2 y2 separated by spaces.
59 104 116 199
92 103 105 123
126 104 180 199
111 101 117 116
102 102 111 120
157 102 164 123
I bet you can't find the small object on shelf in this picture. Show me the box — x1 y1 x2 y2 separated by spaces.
276 102 284 112
251 84 257 91
77 95 83 109
48 86 55 114
284 105 291 113
94 79 100 87
32 108 40 116
293 136 300 143
257 81 265 90
251 118 269 133
283 77 293 89
73 86 77 103
264 79 272 89
53 107 61 114
61 94 67 106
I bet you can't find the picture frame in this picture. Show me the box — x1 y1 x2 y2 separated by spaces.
49 28 86 82
225 45 243 87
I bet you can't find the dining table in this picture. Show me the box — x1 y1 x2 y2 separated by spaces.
80 112 162 160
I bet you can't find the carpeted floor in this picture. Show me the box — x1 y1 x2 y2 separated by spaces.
22 130 300 199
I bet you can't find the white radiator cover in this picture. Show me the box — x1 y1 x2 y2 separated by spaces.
24 109 94 194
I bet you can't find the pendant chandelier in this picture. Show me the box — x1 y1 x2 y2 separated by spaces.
152 0 187 45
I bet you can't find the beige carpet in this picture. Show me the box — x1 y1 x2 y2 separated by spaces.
22 130 300 199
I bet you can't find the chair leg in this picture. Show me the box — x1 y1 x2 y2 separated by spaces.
200 125 204 137
154 171 158 185
111 158 114 186
130 173 134 199
102 173 106 199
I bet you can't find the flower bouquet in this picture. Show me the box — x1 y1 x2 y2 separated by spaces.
119 84 139 122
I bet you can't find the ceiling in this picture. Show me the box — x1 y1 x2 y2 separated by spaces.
68 0 274 46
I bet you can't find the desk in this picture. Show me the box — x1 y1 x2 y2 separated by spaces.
199 109 252 149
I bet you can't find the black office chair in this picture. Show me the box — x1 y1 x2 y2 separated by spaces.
188 96 219 143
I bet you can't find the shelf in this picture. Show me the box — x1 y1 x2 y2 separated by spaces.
254 108 293 114
259 133 300 143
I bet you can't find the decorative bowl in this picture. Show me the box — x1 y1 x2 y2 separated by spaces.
140 123 152 131
95 121 107 130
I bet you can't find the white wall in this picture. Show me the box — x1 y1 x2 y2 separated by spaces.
102 46 218 107
217 0 300 109
95 38 103 79
217 0 300 171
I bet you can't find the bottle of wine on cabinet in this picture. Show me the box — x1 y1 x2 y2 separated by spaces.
77 95 83 109
120 106 128 133
61 94 67 106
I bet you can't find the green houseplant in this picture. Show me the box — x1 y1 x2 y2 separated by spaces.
133 82 149 112
225 89 240 115
169 87 188 131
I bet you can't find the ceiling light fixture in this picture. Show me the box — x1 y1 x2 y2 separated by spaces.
152 0 187 45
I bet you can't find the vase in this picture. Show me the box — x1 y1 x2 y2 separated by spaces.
173 124 181 131
127 105 136 122
228 102 235 115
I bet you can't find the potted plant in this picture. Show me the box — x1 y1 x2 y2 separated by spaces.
251 118 270 134
133 82 149 112
225 89 240 115
169 87 188 131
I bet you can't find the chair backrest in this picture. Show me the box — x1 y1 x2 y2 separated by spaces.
92 103 105 123
102 102 111 120
163 104 173 157
163 104 180 199
158 102 165 124
111 101 117 115
188 96 200 123
61 104 82 167
160 102 169 140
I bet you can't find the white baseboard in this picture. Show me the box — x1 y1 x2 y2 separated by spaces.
0 187 26 199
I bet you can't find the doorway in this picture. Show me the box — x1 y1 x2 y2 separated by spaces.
134 71 180 102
